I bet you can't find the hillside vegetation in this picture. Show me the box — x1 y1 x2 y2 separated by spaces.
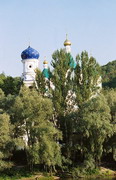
102 60 116 88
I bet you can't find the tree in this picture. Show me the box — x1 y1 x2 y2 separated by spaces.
72 95 112 168
103 89 116 123
103 89 116 161
74 51 101 107
0 113 12 171
0 73 6 88
0 76 22 96
0 88 14 171
36 69 48 96
51 49 73 116
11 86 62 171
50 49 76 161
50 50 102 165
102 60 116 88
0 88 5 103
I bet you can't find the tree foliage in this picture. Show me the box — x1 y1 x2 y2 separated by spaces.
0 74 22 96
102 60 116 88
103 89 116 161
11 86 62 170
0 113 12 170
72 95 112 167
50 49 75 161
51 49 73 116
36 69 47 96
74 51 101 107
0 52 115 174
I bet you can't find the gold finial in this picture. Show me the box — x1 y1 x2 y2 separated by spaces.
43 56 48 64
43 60 48 64
64 34 71 46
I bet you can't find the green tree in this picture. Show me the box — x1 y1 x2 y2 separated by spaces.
0 113 12 171
51 49 73 116
11 86 62 171
50 49 75 161
103 89 116 161
0 73 6 88
0 88 5 103
74 51 101 107
72 95 112 168
36 69 48 96
104 89 116 122
102 60 116 88
0 76 22 96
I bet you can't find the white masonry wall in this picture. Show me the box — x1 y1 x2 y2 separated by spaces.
22 58 39 87
65 45 71 53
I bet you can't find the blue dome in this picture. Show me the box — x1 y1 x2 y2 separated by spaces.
21 46 39 60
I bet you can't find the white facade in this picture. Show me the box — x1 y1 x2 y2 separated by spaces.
22 58 39 87
65 45 71 53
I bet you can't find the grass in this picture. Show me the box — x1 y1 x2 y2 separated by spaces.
0 166 115 180
0 175 55 180
0 169 55 180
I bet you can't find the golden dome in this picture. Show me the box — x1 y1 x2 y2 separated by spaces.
64 39 71 46
43 60 48 64
64 34 71 46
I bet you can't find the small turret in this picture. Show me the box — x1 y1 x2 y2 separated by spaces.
64 34 71 53
43 59 48 69
42 58 50 79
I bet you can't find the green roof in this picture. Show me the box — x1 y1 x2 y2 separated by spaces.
69 55 76 69
42 69 51 79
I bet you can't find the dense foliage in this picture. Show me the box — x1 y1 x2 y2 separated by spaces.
74 51 101 106
0 53 115 176
0 73 22 95
102 60 116 88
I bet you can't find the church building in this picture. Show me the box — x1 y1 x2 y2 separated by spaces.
21 36 75 87
21 36 102 90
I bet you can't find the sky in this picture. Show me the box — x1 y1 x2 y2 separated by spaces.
0 0 116 77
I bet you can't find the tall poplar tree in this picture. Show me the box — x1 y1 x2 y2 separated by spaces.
74 51 101 107
51 49 73 116
50 49 75 161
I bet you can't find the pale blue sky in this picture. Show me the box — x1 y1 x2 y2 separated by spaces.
0 0 116 76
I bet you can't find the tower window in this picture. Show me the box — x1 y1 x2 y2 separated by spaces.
29 86 33 89
29 65 32 68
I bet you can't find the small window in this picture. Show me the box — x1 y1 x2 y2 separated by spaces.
29 86 33 89
29 65 32 68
